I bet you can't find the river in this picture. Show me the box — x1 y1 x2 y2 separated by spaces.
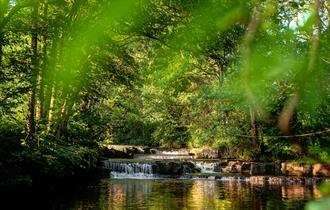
1 178 321 210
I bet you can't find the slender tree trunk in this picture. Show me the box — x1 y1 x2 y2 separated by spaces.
44 36 59 128
46 84 55 133
38 0 48 119
240 3 265 152
250 108 258 149
55 98 68 138
27 4 39 141
56 93 74 138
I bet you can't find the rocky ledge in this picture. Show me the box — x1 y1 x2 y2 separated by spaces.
100 145 330 178
211 160 330 177
103 159 330 185
100 145 219 159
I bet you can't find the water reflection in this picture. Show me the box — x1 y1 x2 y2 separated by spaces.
0 179 322 210
102 180 196 209
280 185 322 200
96 179 318 210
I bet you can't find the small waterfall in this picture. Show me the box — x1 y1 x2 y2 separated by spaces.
195 161 220 173
103 161 156 179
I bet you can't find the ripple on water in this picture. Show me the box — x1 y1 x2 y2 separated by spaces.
0 179 322 210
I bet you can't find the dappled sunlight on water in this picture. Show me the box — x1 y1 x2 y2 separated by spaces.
95 179 319 209
281 185 322 200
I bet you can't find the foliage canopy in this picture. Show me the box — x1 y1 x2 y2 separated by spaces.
0 0 330 185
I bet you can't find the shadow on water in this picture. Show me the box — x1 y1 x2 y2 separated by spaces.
0 178 321 210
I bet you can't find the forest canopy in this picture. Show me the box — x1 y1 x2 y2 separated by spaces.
0 0 330 184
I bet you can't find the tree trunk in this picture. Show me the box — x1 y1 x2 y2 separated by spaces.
250 108 258 149
38 0 48 120
56 95 74 138
44 35 59 128
27 4 39 141
46 84 55 133
55 98 67 138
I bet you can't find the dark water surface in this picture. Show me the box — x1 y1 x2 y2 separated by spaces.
1 179 322 210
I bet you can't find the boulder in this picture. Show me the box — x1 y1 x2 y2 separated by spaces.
281 163 312 176
241 162 251 174
223 161 240 173
132 146 145 154
274 161 282 175
313 164 330 177
213 163 222 172
144 147 151 154
155 161 198 175
150 148 158 154
100 147 133 158
249 162 276 175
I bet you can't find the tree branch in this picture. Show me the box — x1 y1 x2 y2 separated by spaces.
0 1 35 29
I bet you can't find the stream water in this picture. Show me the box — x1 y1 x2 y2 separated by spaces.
1 178 321 210
0 158 325 209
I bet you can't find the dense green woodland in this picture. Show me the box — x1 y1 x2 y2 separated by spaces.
0 0 329 186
